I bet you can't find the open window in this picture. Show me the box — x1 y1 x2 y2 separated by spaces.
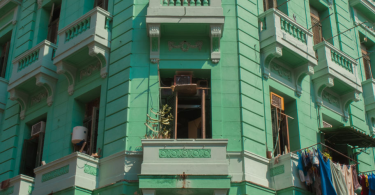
310 6 323 45
0 40 10 78
73 98 100 156
20 120 46 177
160 71 211 139
47 3 61 44
361 44 372 80
263 0 277 11
270 92 290 156
94 0 108 10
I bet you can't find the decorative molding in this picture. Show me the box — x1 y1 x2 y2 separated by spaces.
30 92 47 106
270 165 284 177
37 0 43 9
42 165 69 182
35 73 57 107
88 42 109 78
322 91 340 107
261 43 283 79
210 24 223 64
159 149 211 158
56 61 77 96
148 24 160 64
84 164 98 176
313 75 334 107
341 90 361 121
168 41 203 52
294 63 314 96
8 89 28 120
271 63 292 81
0 186 14 195
80 63 100 80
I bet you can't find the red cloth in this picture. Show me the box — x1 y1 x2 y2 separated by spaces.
362 175 369 195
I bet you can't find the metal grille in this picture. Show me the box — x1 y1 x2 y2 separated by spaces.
271 93 283 110
31 121 45 137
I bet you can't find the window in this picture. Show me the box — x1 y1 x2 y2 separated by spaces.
73 98 100 155
310 6 323 45
47 4 61 44
94 0 108 10
20 120 46 177
270 92 290 156
0 40 10 78
361 44 372 80
160 71 211 139
263 0 277 11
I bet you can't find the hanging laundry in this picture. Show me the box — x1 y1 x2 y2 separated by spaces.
297 152 306 182
369 173 375 195
352 166 361 190
318 149 337 195
361 174 369 195
330 161 349 195
315 174 322 195
341 165 354 195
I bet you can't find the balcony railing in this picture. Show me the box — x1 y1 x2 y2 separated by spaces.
312 41 362 120
8 40 58 119
53 7 111 95
258 8 317 96
350 0 375 19
162 0 210 6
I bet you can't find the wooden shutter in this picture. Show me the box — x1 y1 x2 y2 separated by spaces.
89 107 99 155
0 41 10 78
19 139 38 177
310 6 323 45
362 46 372 80
35 132 45 168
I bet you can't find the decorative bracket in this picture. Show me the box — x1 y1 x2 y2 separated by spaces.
210 24 223 64
148 24 160 64
261 43 283 79
313 75 334 107
294 62 315 96
88 42 109 78
56 61 77 95
35 73 57 107
9 89 29 120
341 90 361 121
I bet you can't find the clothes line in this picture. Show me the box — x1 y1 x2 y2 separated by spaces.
359 170 375 174
290 142 359 165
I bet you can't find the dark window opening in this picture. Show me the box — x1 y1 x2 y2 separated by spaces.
263 0 277 11
0 40 10 78
160 71 211 139
20 120 46 177
73 98 100 155
94 0 108 10
47 4 61 44
310 6 323 45
361 44 372 80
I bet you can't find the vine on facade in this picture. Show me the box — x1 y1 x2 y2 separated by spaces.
144 104 173 139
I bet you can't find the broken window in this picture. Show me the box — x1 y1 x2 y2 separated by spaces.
94 0 108 10
310 6 323 45
160 71 211 139
20 120 46 177
0 40 10 78
361 44 372 80
74 98 100 155
270 92 291 156
47 3 61 44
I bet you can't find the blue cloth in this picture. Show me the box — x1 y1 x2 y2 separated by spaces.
297 152 306 182
370 173 375 195
318 149 337 195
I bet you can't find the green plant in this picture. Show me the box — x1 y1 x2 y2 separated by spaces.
144 104 174 139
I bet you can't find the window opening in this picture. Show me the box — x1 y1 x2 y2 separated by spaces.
0 40 10 78
94 0 108 10
310 6 323 45
47 4 61 44
263 0 277 11
270 92 291 156
361 44 372 80
20 120 46 177
160 71 211 139
74 98 100 155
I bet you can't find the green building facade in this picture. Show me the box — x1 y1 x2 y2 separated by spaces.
0 0 374 194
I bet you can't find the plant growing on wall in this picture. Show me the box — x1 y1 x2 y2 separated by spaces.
144 104 173 139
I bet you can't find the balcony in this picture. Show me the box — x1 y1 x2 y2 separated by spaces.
0 78 7 111
32 152 99 195
7 40 58 120
312 41 362 120
53 7 111 95
146 0 225 64
0 0 20 14
139 139 230 195
258 9 317 96
362 79 375 133
268 153 307 191
0 174 34 195
350 0 375 20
